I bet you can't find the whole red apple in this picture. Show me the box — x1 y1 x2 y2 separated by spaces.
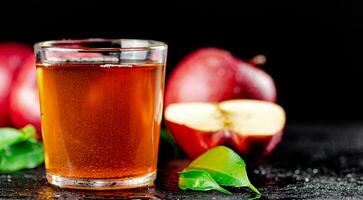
164 48 276 107
0 66 12 126
164 100 286 159
9 54 41 137
0 43 33 126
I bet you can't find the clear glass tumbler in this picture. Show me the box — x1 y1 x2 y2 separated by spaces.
34 39 167 190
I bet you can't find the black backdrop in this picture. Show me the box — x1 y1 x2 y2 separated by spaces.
1 1 362 120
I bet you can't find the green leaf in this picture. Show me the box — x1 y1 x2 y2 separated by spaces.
179 169 232 194
187 146 260 195
0 125 36 150
19 125 37 139
0 140 44 172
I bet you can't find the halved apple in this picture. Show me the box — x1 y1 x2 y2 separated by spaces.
164 99 286 159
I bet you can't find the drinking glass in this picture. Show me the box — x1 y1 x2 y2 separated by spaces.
34 39 167 189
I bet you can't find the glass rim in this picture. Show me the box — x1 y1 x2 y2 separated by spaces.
34 38 168 52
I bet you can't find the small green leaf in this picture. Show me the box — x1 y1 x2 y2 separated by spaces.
0 125 35 150
187 146 260 195
0 140 44 172
19 125 37 139
179 169 232 194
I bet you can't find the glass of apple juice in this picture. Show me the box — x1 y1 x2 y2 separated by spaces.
34 39 167 190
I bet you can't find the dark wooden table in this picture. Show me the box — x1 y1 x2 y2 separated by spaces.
1 122 363 199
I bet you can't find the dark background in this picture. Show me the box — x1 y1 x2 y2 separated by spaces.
1 1 362 120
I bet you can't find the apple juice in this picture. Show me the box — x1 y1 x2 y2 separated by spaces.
36 62 164 179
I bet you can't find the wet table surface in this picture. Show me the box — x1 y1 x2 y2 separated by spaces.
1 122 363 199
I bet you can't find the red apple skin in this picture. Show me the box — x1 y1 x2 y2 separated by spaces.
165 120 226 158
0 43 33 126
9 54 41 137
0 66 12 126
236 61 276 102
166 119 284 159
165 48 239 106
230 130 284 159
164 48 276 107
0 43 33 74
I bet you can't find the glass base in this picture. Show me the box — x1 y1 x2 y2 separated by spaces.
46 172 156 190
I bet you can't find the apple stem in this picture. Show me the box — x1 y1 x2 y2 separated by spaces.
250 55 266 66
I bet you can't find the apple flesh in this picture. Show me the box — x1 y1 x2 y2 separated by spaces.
0 43 33 126
164 48 276 107
164 99 285 159
9 54 41 137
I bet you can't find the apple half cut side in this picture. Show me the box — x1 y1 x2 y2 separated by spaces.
164 99 286 159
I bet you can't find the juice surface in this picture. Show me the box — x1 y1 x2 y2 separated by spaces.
36 62 164 179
